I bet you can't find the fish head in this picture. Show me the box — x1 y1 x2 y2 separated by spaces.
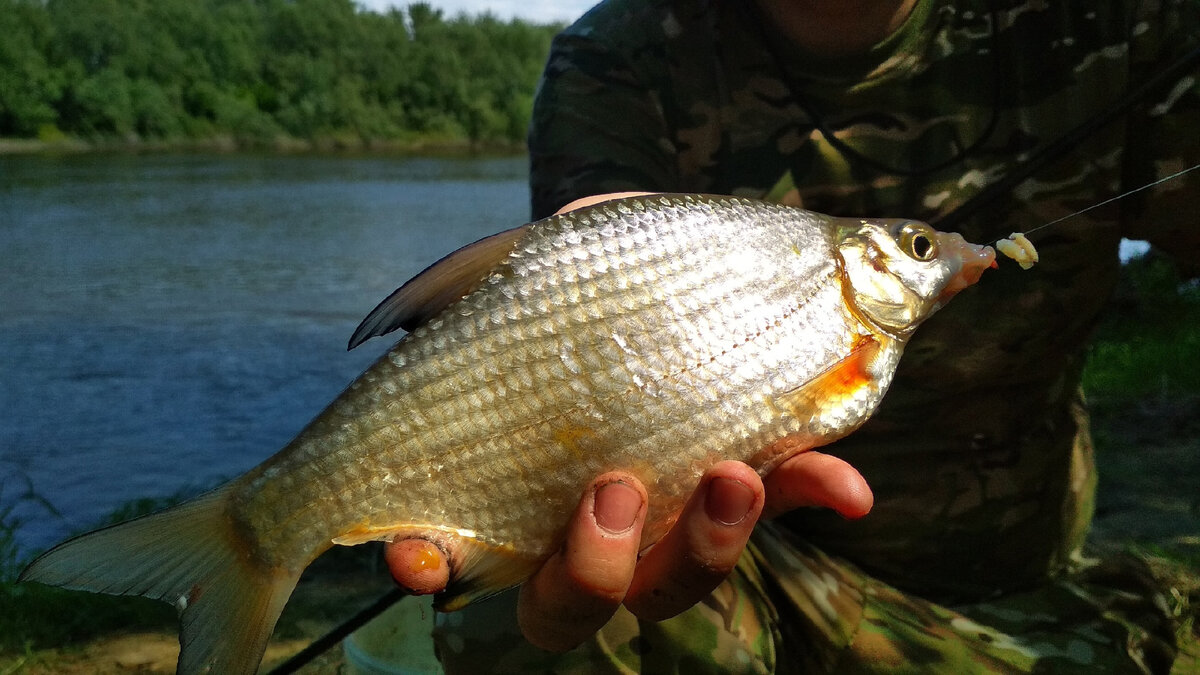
834 219 996 338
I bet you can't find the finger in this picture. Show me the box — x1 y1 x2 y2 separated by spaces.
517 474 647 652
623 461 763 621
554 191 657 215
384 537 451 595
761 450 873 520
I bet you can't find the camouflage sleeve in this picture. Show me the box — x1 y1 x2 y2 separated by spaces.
1122 0 1200 276
527 3 679 219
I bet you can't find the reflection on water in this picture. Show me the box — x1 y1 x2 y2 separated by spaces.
0 153 530 557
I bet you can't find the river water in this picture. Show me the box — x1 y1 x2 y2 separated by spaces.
0 153 530 558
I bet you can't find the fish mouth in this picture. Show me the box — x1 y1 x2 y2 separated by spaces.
935 232 997 305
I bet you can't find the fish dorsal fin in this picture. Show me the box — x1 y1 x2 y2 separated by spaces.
348 223 531 349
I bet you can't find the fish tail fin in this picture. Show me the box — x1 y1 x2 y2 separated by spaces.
19 485 300 675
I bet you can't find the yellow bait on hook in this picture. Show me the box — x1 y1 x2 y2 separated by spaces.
995 232 1039 270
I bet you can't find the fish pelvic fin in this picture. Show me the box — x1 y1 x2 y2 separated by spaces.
19 485 299 675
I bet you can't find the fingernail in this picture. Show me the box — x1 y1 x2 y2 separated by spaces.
593 480 642 534
705 477 755 526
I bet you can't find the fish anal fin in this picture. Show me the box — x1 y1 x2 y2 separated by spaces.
435 537 539 612
348 223 531 349
773 335 886 427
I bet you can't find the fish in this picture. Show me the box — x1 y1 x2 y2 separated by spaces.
20 194 996 674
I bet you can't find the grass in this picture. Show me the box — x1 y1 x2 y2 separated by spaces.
0 490 182 656
0 584 175 655
1083 253 1200 401
1083 253 1200 553
1081 253 1200 671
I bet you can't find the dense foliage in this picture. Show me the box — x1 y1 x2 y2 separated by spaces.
0 0 561 147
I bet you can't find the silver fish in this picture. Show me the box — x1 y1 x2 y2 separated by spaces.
21 194 995 674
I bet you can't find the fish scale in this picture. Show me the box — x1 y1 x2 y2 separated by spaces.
20 194 996 674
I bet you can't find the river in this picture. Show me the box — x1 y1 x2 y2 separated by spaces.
0 153 531 558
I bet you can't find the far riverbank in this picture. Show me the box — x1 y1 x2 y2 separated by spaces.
0 135 526 157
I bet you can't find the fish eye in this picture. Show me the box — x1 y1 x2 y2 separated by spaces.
897 222 938 261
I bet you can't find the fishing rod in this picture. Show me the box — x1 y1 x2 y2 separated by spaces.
997 162 1200 245
933 43 1200 232
267 588 407 675
265 36 1200 675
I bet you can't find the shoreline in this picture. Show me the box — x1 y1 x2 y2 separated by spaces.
0 135 526 157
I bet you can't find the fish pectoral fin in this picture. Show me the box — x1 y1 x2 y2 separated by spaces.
347 223 532 349
773 335 883 425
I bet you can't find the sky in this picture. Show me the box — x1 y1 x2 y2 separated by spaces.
357 0 597 23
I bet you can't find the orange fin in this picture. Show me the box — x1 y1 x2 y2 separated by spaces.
347 223 531 349
331 521 434 547
773 335 883 423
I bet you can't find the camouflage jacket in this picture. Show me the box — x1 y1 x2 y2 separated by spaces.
527 0 1200 602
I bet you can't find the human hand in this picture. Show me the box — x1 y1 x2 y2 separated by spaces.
514 454 871 650
384 453 872 651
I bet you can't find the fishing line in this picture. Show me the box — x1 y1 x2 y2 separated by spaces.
986 161 1200 245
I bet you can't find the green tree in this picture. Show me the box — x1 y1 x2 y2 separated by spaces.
0 0 562 147
0 0 61 136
